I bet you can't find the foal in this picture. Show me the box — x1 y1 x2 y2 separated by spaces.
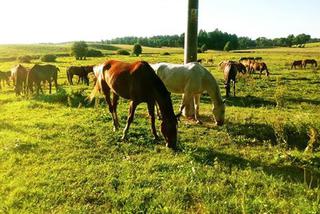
90 60 178 149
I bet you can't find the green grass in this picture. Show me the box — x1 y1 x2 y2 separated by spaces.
0 43 320 213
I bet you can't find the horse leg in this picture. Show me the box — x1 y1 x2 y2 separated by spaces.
54 77 58 92
155 102 162 120
194 94 202 124
122 101 138 140
176 93 192 119
85 76 89 86
147 101 159 140
224 82 230 98
111 92 120 130
49 80 52 94
100 81 118 131
233 81 236 97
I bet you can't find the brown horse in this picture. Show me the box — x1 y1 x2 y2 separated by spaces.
89 60 178 149
11 64 29 95
0 71 11 88
302 59 317 69
291 60 303 69
67 66 94 85
27 64 59 94
249 61 269 76
219 61 239 97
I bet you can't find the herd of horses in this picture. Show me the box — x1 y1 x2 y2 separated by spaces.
0 56 317 149
218 57 318 98
291 59 318 69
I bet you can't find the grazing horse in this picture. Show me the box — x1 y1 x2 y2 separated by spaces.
249 61 270 76
67 66 94 85
27 64 59 94
219 61 240 97
302 59 317 69
291 60 303 70
11 64 29 95
89 60 178 149
239 58 254 71
0 71 11 88
151 62 225 125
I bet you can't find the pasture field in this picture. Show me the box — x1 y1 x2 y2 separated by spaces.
0 43 320 213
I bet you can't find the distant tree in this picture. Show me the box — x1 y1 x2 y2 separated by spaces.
238 37 256 49
200 44 208 53
256 37 273 48
132 44 142 56
71 41 88 60
223 41 231 51
286 34 295 47
294 34 311 45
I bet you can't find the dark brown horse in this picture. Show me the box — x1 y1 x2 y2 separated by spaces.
89 60 178 149
27 64 59 94
67 66 94 85
249 61 270 76
302 59 317 69
220 61 238 97
291 60 303 69
0 71 11 88
11 64 29 95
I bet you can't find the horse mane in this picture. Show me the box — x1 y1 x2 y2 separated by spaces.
141 61 171 97
139 61 176 122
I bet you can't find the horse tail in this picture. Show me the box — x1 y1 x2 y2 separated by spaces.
88 78 101 102
66 68 72 85
25 69 33 95
315 60 318 68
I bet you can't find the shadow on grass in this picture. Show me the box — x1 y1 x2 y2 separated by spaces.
0 121 27 134
190 146 320 188
32 87 98 108
224 95 276 108
286 97 320 105
225 121 308 150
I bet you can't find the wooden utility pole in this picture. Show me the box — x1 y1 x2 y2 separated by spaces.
183 0 199 117
184 0 199 64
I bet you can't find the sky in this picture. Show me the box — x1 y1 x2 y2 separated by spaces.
0 0 319 44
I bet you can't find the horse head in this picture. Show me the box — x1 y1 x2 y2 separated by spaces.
212 102 225 126
161 118 178 149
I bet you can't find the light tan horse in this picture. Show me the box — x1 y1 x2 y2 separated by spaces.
151 62 225 125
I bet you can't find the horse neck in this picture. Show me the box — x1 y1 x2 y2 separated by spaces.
153 87 176 123
204 73 224 110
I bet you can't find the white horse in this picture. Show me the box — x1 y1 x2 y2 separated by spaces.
151 62 225 125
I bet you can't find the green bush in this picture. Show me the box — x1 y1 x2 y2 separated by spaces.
116 49 130 55
132 44 142 56
40 54 57 62
17 55 32 63
71 41 88 60
87 49 103 57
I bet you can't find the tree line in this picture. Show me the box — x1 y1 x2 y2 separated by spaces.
104 29 318 51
